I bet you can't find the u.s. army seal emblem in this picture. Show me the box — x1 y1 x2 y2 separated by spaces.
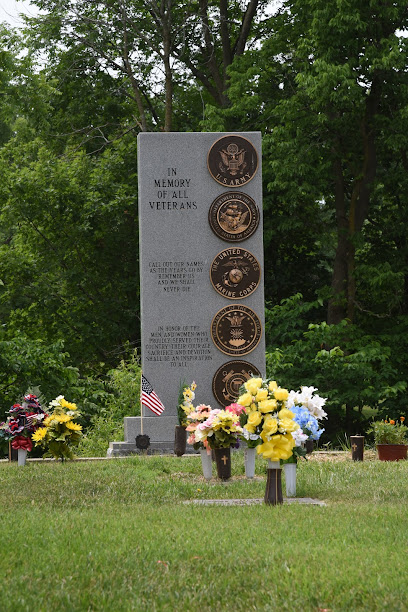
207 135 258 187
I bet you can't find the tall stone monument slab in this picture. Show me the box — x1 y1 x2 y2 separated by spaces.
109 132 265 455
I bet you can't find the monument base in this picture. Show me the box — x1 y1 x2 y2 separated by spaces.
107 416 198 456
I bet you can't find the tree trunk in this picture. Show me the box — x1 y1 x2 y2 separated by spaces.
328 77 380 325
328 156 348 324
162 2 173 132
121 1 148 131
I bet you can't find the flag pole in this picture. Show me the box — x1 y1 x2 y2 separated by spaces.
140 373 144 435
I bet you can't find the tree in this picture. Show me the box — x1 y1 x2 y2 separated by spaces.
0 130 140 368
283 1 408 324
26 0 269 135
225 0 408 323
218 1 408 433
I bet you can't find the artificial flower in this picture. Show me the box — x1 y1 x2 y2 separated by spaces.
278 417 299 434
246 411 262 432
255 389 268 402
177 382 197 427
0 395 45 455
237 392 252 407
290 405 324 440
257 432 296 461
238 377 304 460
242 428 260 442
274 388 289 402
262 416 278 437
55 414 71 423
183 388 195 402
32 427 48 442
11 436 33 452
287 387 328 420
225 403 246 416
34 395 83 460
66 422 82 431
192 408 242 449
49 395 65 407
60 398 78 411
278 407 295 420
244 378 263 395
292 428 309 446
258 399 277 413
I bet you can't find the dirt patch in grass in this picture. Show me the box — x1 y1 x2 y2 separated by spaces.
308 450 377 462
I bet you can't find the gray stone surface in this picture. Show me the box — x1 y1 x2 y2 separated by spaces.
114 132 265 454
107 439 195 456
185 498 326 506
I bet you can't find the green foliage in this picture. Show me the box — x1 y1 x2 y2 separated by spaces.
76 414 124 457
75 351 141 456
265 294 407 439
367 418 408 445
105 350 141 421
0 334 79 420
0 134 140 367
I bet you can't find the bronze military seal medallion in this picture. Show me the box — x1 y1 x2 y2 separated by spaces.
207 135 258 187
212 360 262 406
208 191 260 242
210 247 261 299
211 304 262 356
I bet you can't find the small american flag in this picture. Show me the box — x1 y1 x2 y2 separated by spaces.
141 375 165 415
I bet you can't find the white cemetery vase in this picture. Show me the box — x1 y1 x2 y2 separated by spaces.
200 449 212 480
284 462 297 497
245 447 256 478
17 448 27 466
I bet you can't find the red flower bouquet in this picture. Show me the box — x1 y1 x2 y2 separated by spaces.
1 395 46 456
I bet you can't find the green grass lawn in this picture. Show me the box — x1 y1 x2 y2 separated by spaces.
1 454 407 611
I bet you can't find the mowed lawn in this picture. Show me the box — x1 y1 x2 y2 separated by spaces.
1 454 407 611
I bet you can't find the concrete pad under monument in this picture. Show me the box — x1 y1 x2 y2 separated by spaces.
109 132 265 455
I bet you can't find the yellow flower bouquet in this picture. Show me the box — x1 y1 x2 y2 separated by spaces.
238 377 299 462
32 395 82 460
194 408 243 449
177 381 196 428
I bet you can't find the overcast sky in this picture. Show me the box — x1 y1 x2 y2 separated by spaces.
0 0 39 26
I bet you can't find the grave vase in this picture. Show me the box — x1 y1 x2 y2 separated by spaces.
350 436 364 461
214 447 231 480
200 449 212 480
245 447 256 478
305 439 314 454
264 460 283 505
284 462 297 497
174 426 187 457
17 449 27 466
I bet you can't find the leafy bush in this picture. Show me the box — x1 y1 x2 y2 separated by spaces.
105 350 141 420
76 350 141 456
76 414 124 457
0 335 80 420
265 294 407 441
